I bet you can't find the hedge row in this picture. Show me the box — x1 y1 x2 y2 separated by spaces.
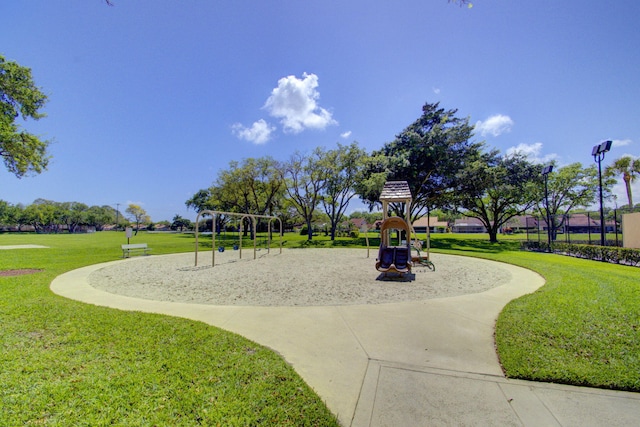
521 241 640 267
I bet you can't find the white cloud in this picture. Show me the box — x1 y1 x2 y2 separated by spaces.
475 114 514 137
505 142 558 164
232 119 275 145
432 87 441 94
340 131 352 139
612 139 632 147
263 72 337 133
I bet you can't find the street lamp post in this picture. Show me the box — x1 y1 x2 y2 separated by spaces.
592 140 612 247
115 203 120 231
542 165 553 251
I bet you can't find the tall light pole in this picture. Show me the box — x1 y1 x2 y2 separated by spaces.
115 203 120 231
592 140 612 247
542 165 553 251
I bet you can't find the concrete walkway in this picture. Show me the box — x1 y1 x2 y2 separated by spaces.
50 256 640 426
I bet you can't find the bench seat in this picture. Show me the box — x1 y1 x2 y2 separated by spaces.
121 243 151 258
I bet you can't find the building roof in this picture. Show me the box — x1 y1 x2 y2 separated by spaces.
379 181 412 202
349 217 368 230
453 217 485 226
565 213 599 226
413 216 448 228
506 215 539 228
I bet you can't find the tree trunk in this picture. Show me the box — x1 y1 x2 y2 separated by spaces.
624 174 633 208
488 227 499 243
306 218 313 241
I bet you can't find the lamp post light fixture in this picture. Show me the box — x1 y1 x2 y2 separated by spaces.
592 140 612 247
542 165 553 251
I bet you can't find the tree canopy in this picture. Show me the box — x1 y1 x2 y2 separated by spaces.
125 204 150 235
537 162 600 240
605 155 640 209
456 151 541 243
1 199 119 232
280 148 330 241
0 55 51 178
320 142 368 240
358 102 482 220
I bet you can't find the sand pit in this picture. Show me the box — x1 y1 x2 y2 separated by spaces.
88 248 512 307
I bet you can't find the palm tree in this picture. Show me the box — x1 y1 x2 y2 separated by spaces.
605 156 640 209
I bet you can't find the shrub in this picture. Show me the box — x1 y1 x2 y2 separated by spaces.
520 241 640 266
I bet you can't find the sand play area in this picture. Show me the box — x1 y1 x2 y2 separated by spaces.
88 248 512 306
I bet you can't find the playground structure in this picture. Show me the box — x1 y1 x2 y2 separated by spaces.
375 181 434 276
194 210 282 267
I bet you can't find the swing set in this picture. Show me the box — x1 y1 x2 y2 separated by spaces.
194 210 283 267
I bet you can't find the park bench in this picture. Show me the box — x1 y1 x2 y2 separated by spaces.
121 243 151 258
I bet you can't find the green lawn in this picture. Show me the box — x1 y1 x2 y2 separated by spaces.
494 252 640 391
1 231 639 426
428 236 640 391
0 232 339 426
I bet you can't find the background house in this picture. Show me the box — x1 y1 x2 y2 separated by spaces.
412 216 448 234
452 217 486 233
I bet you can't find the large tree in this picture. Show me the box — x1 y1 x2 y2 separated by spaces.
457 150 541 243
85 205 117 231
605 156 640 210
281 148 330 241
22 199 62 233
185 189 218 213
187 157 284 234
0 55 51 178
126 204 150 235
171 214 192 232
321 142 368 240
216 157 283 218
358 102 483 220
537 163 599 240
58 202 89 233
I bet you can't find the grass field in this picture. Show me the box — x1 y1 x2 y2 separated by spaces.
0 232 339 426
1 230 639 425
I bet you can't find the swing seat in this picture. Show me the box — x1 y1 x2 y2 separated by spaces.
375 217 412 275
378 247 394 269
394 247 410 270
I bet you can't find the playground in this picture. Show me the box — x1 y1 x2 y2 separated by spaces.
51 244 640 426
88 248 511 306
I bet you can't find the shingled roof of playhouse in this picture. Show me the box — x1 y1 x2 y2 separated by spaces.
379 181 412 202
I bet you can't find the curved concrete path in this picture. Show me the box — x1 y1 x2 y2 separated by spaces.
51 255 640 426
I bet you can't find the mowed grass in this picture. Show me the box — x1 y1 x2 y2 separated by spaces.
494 252 640 390
2 230 639 426
0 232 339 426
428 235 640 391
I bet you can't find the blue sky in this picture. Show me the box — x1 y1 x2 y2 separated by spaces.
2 0 639 221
